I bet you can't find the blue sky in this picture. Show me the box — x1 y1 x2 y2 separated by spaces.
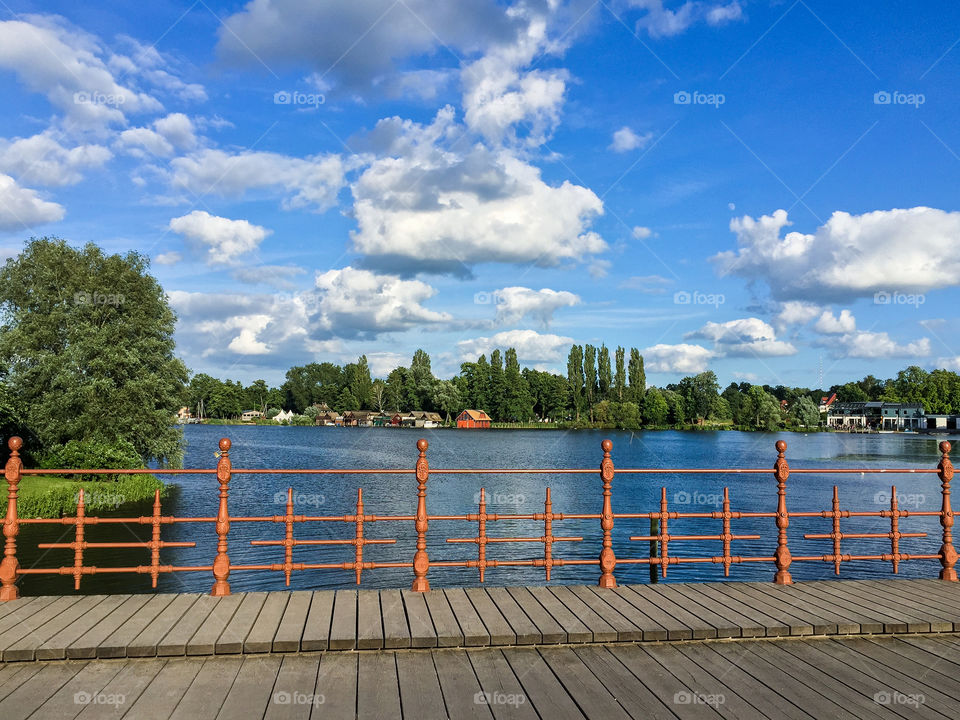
2 1 959 388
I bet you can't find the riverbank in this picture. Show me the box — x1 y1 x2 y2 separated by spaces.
17 473 169 518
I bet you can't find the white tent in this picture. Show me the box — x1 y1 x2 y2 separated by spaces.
274 409 295 423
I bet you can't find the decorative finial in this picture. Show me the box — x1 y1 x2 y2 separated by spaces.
7 436 21 452
601 439 612 453
776 440 787 453
219 438 231 452
940 441 952 455
417 438 428 452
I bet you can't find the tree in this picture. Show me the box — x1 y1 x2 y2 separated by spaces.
567 345 585 420
791 396 821 427
583 345 597 419
628 349 645 403
346 355 374 409
488 349 506 420
410 349 435 410
503 348 533 421
598 345 612 400
747 385 781 430
0 238 188 464
371 379 386 413
614 347 626 402
642 388 669 426
677 371 720 425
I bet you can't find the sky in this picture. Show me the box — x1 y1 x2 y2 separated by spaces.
1 1 959 389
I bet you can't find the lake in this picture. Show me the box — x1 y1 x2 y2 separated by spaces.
14 426 951 595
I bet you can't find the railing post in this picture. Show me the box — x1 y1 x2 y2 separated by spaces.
411 438 430 592
211 437 232 596
598 438 617 588
0 436 22 601
773 439 793 584
938 441 957 581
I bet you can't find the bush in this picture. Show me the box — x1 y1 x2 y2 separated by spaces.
39 437 143 481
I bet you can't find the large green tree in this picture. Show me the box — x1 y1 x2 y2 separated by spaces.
0 238 187 464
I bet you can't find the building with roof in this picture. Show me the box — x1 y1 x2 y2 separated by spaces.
457 409 491 429
826 402 924 431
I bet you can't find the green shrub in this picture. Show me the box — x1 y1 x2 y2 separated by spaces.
39 437 143 481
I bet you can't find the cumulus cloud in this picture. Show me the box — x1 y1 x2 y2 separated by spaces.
775 300 821 330
168 211 271 265
0 173 64 230
713 207 960 301
457 329 573 364
814 309 856 335
630 1 743 37
609 127 652 153
687 317 797 357
492 287 580 327
632 225 653 239
641 343 713 373
0 16 162 130
0 132 111 186
351 108 606 275
832 331 930 359
117 113 197 157
170 149 347 211
153 251 182 265
310 266 452 339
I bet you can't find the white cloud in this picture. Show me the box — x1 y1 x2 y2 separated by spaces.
351 108 606 274
619 275 672 294
118 113 197 157
641 343 714 373
630 1 744 37
168 211 271 265
232 265 306 290
936 356 960 372
492 287 580 327
814 309 856 335
170 149 347 211
833 331 930 359
632 225 653 239
775 300 821 330
0 16 162 130
687 317 797 357
154 251 182 265
609 127 652 153
706 2 743 25
714 207 960 301
310 267 452 339
0 173 64 230
457 329 573 364
0 131 111 186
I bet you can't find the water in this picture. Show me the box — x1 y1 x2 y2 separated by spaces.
14 427 951 596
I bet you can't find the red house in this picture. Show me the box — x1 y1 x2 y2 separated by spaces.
456 409 491 428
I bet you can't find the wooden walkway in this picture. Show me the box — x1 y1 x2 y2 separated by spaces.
1 635 959 719
0 579 958 662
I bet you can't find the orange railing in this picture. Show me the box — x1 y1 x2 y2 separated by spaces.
0 436 956 600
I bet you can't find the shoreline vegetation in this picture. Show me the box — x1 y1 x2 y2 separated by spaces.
17 473 169 519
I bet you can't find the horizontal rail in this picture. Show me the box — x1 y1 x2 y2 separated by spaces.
0 435 957 601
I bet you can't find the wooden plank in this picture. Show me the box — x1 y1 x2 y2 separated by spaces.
571 645 677 720
670 584 772 637
485 587 540 644
0 597 57 638
0 663 43 702
690 583 795 636
607 645 725 720
2 594 108 662
27 657 125 720
401 589 438 648
215 655 282 720
396 650 445 718
585 587 668 641
800 582 911 634
643 585 729 638
0 660 88 720
858 580 956 631
216 592 267 654
423 589 463 647
356 651 400 719
0 596 83 653
128 594 201 657
169 656 244 720
468 649 537 720
465 587 515 645
445 588 490 646
379 588 411 649
745 583 854 634
244 592 290 653
617 586 700 640
846 581 950 632
315 652 358 718
273 590 312 652
710 582 823 635
900 634 960 666
504 587 566 644
526 585 591 643
433 648 496 720
877 637 960 680
673 642 813 720
95 593 177 659
547 586 617 642
187 594 244 655
300 591 333 651
538 646 632 720
121 657 206 720
806 581 927 632
567 585 642 641
67 594 152 659
765 584 874 634
73 657 167 720
501 647 585 720
328 590 356 650
264 654 321 720
0 595 32 622
356 589 383 650
155 595 220 657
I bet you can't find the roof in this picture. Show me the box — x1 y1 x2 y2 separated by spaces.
459 409 491 421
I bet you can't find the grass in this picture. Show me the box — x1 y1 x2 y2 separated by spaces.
15 473 169 519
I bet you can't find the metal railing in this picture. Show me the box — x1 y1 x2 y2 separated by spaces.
0 436 956 600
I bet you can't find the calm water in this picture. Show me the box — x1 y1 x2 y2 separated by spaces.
16 426 951 595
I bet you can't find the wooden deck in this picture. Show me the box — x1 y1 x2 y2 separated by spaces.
0 579 958 662
1 635 958 719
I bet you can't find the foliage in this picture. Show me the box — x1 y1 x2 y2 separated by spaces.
17 473 168 519
0 238 187 464
39 437 143 481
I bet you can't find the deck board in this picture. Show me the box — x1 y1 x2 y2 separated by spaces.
400 589 438 648
127 594 201 658
299 591 333 652
328 590 356 650
186 594 244 655
216 591 268 654
379 588 410 649
273 591 313 652
355 590 383 650
244 592 290 653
